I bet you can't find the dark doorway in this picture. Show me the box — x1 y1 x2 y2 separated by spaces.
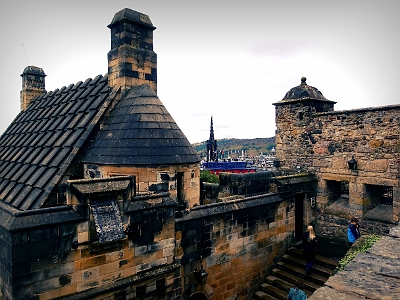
177 172 184 203
295 193 304 240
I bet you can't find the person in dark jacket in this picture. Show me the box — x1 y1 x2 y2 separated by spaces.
347 217 360 244
302 225 317 276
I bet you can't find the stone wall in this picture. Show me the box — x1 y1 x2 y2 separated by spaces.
3 215 180 300
275 102 400 230
0 180 298 300
201 172 274 204
0 177 182 300
84 163 200 210
176 193 295 299
316 213 397 245
218 172 274 198
201 182 219 204
0 205 82 299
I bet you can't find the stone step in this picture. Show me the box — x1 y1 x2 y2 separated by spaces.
266 275 292 292
253 290 279 300
260 283 288 300
266 275 313 298
287 247 339 269
281 254 334 277
252 245 342 300
272 268 321 292
276 261 327 286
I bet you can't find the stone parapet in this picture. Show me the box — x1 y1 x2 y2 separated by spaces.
310 225 400 299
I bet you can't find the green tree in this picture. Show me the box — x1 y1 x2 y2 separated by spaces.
200 170 219 183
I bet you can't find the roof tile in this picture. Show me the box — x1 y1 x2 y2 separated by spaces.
0 180 15 200
3 183 24 204
0 74 114 210
18 165 40 183
10 185 32 208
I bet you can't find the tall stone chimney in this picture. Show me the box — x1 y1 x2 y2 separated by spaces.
107 8 157 93
20 66 46 110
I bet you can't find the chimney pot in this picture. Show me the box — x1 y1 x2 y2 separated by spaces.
20 66 46 110
107 8 157 93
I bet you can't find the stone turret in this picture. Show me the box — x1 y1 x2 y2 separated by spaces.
20 66 46 110
273 77 336 171
107 8 157 93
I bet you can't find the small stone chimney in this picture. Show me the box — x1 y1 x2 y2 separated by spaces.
20 66 46 110
107 8 157 94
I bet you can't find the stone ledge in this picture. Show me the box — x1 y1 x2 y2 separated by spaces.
309 226 400 299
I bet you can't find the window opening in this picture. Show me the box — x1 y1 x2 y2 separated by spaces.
177 172 184 203
340 181 349 198
381 186 393 206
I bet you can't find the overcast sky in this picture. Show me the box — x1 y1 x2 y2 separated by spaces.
0 0 399 144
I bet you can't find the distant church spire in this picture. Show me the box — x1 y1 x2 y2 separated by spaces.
206 115 218 162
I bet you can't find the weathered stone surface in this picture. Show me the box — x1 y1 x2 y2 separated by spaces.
310 226 400 300
368 236 400 259
310 286 362 300
389 226 400 238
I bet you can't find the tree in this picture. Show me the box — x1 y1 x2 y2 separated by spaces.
200 170 219 183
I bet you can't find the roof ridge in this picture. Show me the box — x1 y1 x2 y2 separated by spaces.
46 74 107 95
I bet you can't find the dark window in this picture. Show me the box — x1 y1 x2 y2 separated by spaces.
381 186 393 206
128 209 165 245
177 172 184 203
341 181 349 197
156 279 166 297
115 292 126 300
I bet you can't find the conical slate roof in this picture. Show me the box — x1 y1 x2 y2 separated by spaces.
82 84 200 165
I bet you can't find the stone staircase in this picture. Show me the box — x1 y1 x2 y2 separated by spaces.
253 246 339 300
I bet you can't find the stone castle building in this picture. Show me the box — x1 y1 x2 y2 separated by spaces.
273 77 399 240
0 7 398 300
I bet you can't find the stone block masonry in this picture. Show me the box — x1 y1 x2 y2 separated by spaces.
276 98 400 224
176 193 295 299
107 8 157 93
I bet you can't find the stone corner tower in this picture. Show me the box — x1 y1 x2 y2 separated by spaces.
273 77 336 171
20 66 46 111
107 8 157 94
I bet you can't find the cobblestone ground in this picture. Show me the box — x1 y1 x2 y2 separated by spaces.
310 226 400 300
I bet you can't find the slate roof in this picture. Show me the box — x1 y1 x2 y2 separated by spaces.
0 75 116 211
281 77 328 102
0 75 200 211
108 7 156 30
82 84 200 165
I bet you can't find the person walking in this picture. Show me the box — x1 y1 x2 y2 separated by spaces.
287 280 307 300
347 217 360 245
302 225 317 277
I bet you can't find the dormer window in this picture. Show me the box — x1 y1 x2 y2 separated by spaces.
67 176 135 247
